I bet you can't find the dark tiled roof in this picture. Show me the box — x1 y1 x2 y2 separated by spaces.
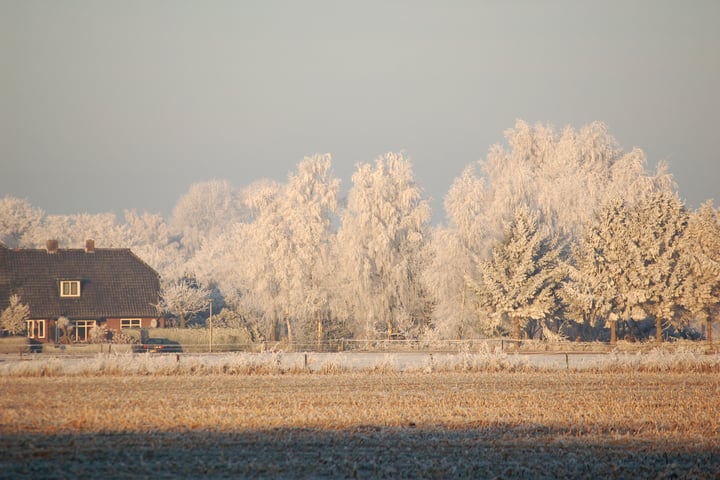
0 247 160 319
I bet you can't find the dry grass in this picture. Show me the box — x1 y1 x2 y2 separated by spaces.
1 371 719 478
2 349 719 378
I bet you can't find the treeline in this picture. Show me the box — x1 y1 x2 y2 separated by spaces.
1 121 718 344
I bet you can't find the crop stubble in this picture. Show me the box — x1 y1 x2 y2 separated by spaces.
1 371 718 478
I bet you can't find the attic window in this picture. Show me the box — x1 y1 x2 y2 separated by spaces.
60 280 81 297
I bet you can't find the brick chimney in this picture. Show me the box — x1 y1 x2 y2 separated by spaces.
46 239 59 254
85 239 95 253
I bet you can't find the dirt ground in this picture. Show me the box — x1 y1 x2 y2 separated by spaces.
1 371 718 479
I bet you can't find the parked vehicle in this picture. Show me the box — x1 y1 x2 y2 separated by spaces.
136 338 182 353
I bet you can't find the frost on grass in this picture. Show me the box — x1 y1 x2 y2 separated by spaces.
1 348 719 377
600 347 720 373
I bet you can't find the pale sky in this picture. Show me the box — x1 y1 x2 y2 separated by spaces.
2 1 718 222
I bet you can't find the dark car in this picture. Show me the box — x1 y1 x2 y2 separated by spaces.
137 338 182 353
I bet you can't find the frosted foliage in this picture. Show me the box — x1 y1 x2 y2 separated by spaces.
269 154 339 344
422 227 479 339
443 166 487 252
193 156 340 343
240 179 283 217
434 121 676 339
680 201 720 323
337 153 431 339
191 223 237 301
159 278 210 328
630 192 689 329
564 198 634 330
191 181 284 337
122 210 172 250
426 166 491 339
120 210 184 281
0 196 43 248
22 213 127 249
131 242 185 284
569 193 690 339
0 295 29 335
455 120 674 247
471 205 562 337
170 179 242 254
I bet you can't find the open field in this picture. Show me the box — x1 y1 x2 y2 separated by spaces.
1 369 719 479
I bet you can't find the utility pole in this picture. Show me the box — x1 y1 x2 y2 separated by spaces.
209 299 213 353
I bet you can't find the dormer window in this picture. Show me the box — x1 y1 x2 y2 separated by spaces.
60 280 81 297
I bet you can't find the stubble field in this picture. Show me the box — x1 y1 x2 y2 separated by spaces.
1 370 719 479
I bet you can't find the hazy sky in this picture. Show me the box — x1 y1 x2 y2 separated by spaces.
2 1 718 222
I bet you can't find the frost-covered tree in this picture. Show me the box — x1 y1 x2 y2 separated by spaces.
563 199 636 343
562 251 610 342
220 180 286 341
170 179 242 254
1 294 29 336
231 155 340 346
278 154 339 347
192 217 281 344
630 192 689 343
0 196 44 248
337 153 431 339
423 228 475 339
470 205 563 341
679 201 720 343
159 277 210 328
424 167 488 339
192 223 247 308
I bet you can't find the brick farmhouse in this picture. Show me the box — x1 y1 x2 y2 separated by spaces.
0 239 163 343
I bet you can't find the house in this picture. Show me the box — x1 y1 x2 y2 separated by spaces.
0 239 163 343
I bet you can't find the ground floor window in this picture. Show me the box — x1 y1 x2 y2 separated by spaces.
74 320 96 342
27 320 46 339
120 318 142 329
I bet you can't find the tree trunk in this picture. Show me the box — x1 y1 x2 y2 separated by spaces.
655 317 663 344
609 321 617 344
458 278 466 340
269 317 278 342
279 303 293 348
513 316 521 347
387 321 393 340
286 316 293 349
707 318 713 345
316 314 323 352
179 312 186 329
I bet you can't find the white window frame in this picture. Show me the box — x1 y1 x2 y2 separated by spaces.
74 320 96 342
120 318 142 329
27 320 46 339
60 280 81 297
